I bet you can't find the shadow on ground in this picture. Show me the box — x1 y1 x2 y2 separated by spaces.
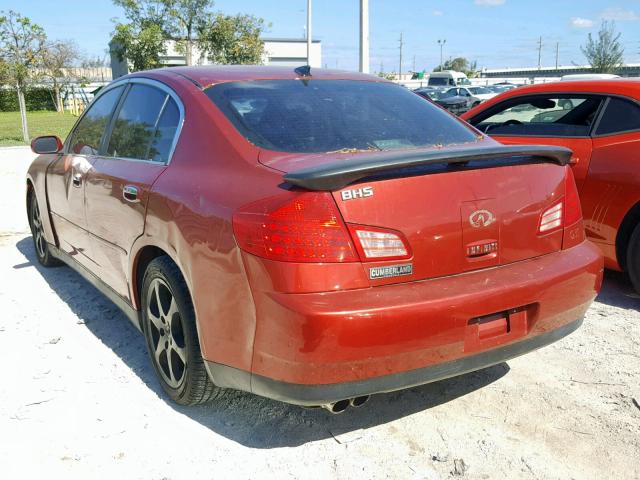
16 236 514 448
596 270 639 310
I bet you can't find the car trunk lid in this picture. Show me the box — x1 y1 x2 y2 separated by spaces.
263 144 571 285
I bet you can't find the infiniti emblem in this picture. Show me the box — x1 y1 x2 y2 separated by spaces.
469 209 495 228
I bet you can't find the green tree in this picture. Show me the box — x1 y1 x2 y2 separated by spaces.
436 57 478 77
0 10 47 142
112 0 170 72
581 21 624 74
112 0 266 70
41 39 79 112
198 13 265 65
113 0 171 28
165 0 213 65
112 22 166 72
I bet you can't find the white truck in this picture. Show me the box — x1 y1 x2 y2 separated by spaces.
428 70 471 87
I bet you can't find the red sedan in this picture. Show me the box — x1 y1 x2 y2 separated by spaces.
462 80 640 292
26 67 602 413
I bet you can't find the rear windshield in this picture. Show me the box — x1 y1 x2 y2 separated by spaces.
205 80 477 153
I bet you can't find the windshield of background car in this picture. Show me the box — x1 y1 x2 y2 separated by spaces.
206 80 478 153
428 77 449 86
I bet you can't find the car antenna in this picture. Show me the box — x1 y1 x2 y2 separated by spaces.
295 65 312 77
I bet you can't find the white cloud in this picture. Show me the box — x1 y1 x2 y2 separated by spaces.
474 0 506 6
432 10 444 16
601 7 640 21
571 17 594 28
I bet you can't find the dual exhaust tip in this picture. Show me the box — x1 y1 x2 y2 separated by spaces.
321 395 370 414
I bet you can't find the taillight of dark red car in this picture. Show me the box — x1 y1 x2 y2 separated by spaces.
233 192 412 263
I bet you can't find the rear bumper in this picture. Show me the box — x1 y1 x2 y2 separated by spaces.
207 317 582 406
207 241 603 405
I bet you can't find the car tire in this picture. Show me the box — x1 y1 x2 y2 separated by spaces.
28 193 62 267
627 223 640 294
141 256 224 405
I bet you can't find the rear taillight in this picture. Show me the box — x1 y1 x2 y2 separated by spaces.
539 202 563 233
563 167 582 226
232 192 358 263
537 167 585 247
347 224 411 261
562 167 585 249
233 192 412 263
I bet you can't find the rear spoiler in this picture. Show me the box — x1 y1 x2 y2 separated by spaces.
283 145 572 191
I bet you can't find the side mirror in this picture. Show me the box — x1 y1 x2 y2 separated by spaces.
31 136 63 154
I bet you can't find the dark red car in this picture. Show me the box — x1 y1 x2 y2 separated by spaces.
462 80 640 292
26 67 602 413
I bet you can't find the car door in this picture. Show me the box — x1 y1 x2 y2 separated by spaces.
580 95 640 265
468 94 604 191
84 80 183 299
47 85 124 270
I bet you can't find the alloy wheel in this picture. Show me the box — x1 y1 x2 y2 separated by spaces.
31 199 46 259
146 278 187 388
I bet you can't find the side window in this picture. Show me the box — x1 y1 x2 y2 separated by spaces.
148 97 180 163
473 96 602 137
595 97 640 136
106 84 178 162
68 86 123 155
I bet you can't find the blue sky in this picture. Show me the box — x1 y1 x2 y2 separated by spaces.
2 0 640 71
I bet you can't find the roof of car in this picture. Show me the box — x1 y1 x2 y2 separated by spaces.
496 79 640 97
132 65 385 88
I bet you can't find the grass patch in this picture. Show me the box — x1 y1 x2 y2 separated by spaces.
0 111 78 147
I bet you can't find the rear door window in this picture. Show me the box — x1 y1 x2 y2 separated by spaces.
595 97 640 136
472 95 603 137
68 86 123 155
106 84 180 162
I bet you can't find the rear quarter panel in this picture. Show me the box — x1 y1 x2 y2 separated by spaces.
129 71 286 372
582 131 640 270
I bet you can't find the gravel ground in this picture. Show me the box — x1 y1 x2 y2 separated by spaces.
1 147 638 480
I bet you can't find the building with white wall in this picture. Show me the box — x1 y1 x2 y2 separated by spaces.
111 37 322 78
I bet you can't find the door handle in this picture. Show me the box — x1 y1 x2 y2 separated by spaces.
123 185 139 203
72 173 82 187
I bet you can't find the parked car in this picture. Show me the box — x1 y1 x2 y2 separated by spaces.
487 85 510 94
466 86 498 102
561 74 620 81
27 66 602 413
494 82 520 90
415 87 478 115
462 79 640 292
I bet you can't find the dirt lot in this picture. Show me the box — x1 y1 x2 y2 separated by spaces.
1 147 638 480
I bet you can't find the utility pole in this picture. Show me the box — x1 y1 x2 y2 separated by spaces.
412 54 416 72
555 41 559 70
306 0 312 65
398 32 403 79
359 0 369 73
537 36 542 70
437 39 446 71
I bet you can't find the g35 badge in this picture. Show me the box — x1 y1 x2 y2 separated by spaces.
341 186 374 201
